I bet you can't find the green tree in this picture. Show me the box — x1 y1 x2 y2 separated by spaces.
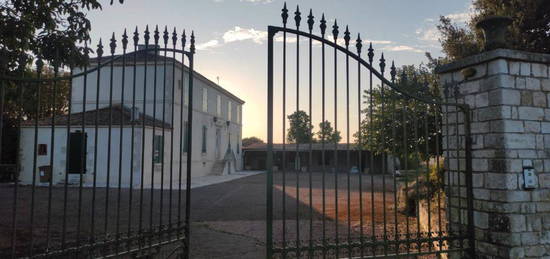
438 0 550 61
287 110 314 144
0 0 121 164
354 64 442 161
242 136 264 147
317 121 341 143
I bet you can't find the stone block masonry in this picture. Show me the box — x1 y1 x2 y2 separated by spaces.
436 48 550 259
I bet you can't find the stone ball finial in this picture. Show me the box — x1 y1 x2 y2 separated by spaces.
476 15 513 51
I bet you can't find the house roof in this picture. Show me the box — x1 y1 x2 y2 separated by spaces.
243 143 358 151
88 50 245 105
21 104 172 128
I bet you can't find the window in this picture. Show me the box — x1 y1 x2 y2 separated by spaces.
237 105 241 124
202 88 208 112
38 144 47 156
216 95 221 117
153 135 163 163
182 121 188 153
228 101 232 121
178 79 182 90
202 126 207 153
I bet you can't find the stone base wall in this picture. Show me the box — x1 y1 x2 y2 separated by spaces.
437 49 550 258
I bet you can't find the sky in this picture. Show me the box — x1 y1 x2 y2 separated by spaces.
86 0 473 142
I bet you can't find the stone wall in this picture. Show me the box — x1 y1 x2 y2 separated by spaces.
436 49 550 258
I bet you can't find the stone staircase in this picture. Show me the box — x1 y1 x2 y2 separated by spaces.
209 160 226 176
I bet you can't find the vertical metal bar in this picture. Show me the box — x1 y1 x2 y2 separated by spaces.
11 64 25 258
294 10 301 257
138 27 150 252
149 28 160 253
91 42 103 246
389 64 399 256
266 27 275 259
356 37 364 258
104 35 117 247
115 32 128 256
442 89 453 243
62 67 74 250
332 22 339 258
184 33 196 258
379 55 388 257
127 28 139 250
434 103 443 251
306 12 314 259
76 46 89 257
423 98 432 253
177 31 186 240
413 98 421 252
46 58 60 251
402 100 410 255
160 28 169 236
320 16 327 259
29 60 43 257
463 105 475 258
367 43 376 257
281 19 288 259
168 28 178 241
344 27 351 259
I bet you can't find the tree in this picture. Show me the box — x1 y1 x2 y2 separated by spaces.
0 0 121 165
438 0 550 61
354 64 442 162
242 137 264 147
0 0 122 72
286 110 314 144
317 121 341 143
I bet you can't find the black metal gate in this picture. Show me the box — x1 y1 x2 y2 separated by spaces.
266 4 474 258
0 26 195 258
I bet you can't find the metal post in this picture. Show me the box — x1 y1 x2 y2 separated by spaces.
266 26 275 259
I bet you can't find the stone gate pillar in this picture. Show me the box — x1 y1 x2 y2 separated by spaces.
437 49 550 258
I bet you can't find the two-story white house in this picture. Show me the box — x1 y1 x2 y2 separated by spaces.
18 46 244 188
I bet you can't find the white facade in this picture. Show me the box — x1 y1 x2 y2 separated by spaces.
18 51 244 187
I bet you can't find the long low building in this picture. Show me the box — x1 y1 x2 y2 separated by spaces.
242 143 395 174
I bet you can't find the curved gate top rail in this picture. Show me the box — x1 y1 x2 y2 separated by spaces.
267 4 469 111
266 3 474 259
1 25 196 259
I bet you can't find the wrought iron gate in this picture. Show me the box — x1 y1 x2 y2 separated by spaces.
0 26 195 258
266 4 475 258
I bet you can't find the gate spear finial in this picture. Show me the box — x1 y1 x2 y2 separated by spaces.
390 61 396 82
367 42 374 64
172 28 178 47
379 53 386 74
344 25 350 47
294 5 301 29
133 27 139 47
320 14 327 37
332 20 339 41
182 30 187 50
110 32 117 55
163 26 169 47
122 29 128 51
144 25 150 47
307 9 314 33
281 3 289 26
356 33 362 54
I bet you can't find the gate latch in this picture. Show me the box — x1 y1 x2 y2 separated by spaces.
523 160 538 190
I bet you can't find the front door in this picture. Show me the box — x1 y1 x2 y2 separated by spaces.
68 131 87 174
215 127 221 159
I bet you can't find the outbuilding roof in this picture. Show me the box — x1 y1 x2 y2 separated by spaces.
21 104 172 128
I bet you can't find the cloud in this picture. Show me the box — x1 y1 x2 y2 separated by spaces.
415 4 475 49
381 45 424 53
223 26 268 44
196 40 221 50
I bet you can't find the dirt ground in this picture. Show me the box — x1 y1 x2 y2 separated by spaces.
0 172 448 258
